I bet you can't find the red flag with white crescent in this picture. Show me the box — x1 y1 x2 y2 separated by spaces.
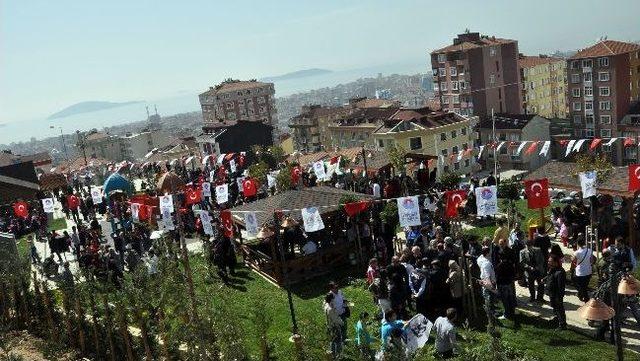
185 187 202 205
445 190 467 219
242 178 257 197
628 164 640 191
221 210 234 237
524 178 551 209
291 166 302 185
13 201 29 219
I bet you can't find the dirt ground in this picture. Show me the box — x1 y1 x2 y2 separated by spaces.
0 330 77 361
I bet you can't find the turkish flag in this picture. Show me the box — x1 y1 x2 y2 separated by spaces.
590 138 603 151
185 187 202 205
525 141 539 155
624 138 636 147
137 204 151 221
291 166 302 185
242 178 257 197
628 164 640 191
344 201 370 217
13 201 29 219
67 195 79 210
445 190 467 219
524 178 551 209
220 210 234 237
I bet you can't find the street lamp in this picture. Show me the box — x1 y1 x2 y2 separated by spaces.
50 125 69 162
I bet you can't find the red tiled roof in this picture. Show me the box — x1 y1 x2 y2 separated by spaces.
518 55 564 68
353 99 400 109
570 40 640 60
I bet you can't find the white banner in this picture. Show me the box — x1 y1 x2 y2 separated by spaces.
397 196 421 227
161 208 175 230
41 198 55 213
573 139 586 153
405 314 433 355
301 206 325 232
217 154 225 164
604 137 618 147
478 145 485 159
91 188 102 204
199 211 214 236
236 177 245 190
215 184 229 204
201 182 211 197
159 195 174 212
312 161 326 180
244 211 259 237
209 170 216 182
267 173 277 189
565 139 576 157
579 171 597 198
475 186 498 217
229 159 237 173
539 141 551 157
130 203 140 222
495 141 506 153
515 141 528 156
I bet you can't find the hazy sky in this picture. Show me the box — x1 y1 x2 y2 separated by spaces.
2 0 639 123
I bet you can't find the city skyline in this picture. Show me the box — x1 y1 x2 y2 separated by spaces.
2 0 640 124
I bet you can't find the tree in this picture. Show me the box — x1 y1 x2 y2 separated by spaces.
439 171 460 190
575 153 613 179
248 161 269 184
386 144 407 175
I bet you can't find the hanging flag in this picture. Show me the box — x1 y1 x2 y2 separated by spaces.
624 137 636 147
242 178 257 197
130 203 141 221
161 208 175 231
405 314 434 355
267 173 277 189
590 138 603 151
495 141 506 153
515 141 528 156
201 182 211 197
67 194 80 210
565 139 576 157
397 196 421 227
291 166 302 185
216 154 226 164
221 210 234 237
344 201 370 217
604 137 618 147
456 151 463 162
478 145 486 159
579 171 597 198
628 164 640 191
159 195 174 212
444 190 467 219
209 170 216 182
215 184 229 204
185 187 202 205
244 211 259 237
539 141 551 157
138 204 151 221
312 161 326 180
41 198 55 213
524 141 539 155
572 139 586 153
475 186 498 217
13 201 29 219
198 211 214 236
524 178 551 209
229 159 237 173
301 206 325 232
90 188 102 204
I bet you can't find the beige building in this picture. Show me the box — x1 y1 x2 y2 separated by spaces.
327 105 400 149
82 131 123 161
120 130 173 161
519 55 568 118
289 105 347 152
372 108 477 176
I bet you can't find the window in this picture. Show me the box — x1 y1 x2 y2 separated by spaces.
451 81 459 90
585 101 593 110
584 86 593 96
571 74 581 83
464 159 470 167
585 115 594 126
600 115 611 124
459 81 466 90
377 139 384 148
439 68 446 77
573 115 582 124
490 47 496 56
571 61 580 69
452 95 460 104
582 59 592 68
442 96 450 105
452 146 459 154
572 88 581 97
438 54 446 63
584 72 592 82
498 133 506 141
225 102 234 110
599 72 610 82
441 149 448 156
451 130 457 139
409 137 422 150
489 75 495 85
573 102 582 111
432 68 438 76
599 87 610 96
599 101 611 110
441 82 448 91
433 83 439 92
598 57 609 67
584 129 594 138
530 81 535 89
440 133 446 141
450 67 457 76
461 127 467 136
600 129 612 138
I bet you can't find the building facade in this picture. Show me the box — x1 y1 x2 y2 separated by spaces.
430 32 522 117
327 105 400 149
372 107 477 176
519 55 568 118
567 40 640 164
288 105 348 152
198 79 277 130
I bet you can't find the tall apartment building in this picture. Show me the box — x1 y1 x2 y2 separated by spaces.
198 79 277 131
519 55 568 118
288 105 348 152
430 32 522 117
567 40 640 144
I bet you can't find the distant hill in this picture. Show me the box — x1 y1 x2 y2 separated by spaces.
48 101 143 119
261 68 332 82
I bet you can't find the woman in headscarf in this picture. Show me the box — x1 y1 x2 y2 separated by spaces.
447 259 464 314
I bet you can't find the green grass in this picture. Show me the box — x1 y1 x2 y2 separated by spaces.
48 217 68 232
465 199 557 240
14 217 67 259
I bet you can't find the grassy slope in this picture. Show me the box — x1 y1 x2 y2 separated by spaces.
15 217 68 258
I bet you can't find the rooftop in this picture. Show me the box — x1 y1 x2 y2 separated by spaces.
477 113 537 130
374 108 468 133
518 55 564 68
200 79 273 96
432 32 515 54
85 131 111 142
333 106 400 127
569 40 640 60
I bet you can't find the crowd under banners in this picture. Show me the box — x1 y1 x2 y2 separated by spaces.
201 182 212 197
475 185 498 217
159 195 174 212
312 161 326 180
244 211 259 237
397 196 421 227
579 171 597 198
301 206 325 232
161 208 175 231
41 198 55 213
91 188 102 204
215 184 229 204
405 314 433 355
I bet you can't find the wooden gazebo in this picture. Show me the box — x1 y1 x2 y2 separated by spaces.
229 186 374 285
525 161 638 250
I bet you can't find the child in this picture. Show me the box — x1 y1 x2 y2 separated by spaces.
355 312 375 357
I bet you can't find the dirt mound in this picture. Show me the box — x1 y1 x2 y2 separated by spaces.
0 330 77 361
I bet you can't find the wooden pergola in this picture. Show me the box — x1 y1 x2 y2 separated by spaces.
525 161 638 250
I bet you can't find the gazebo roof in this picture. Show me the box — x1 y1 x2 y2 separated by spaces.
524 161 634 198
229 186 374 226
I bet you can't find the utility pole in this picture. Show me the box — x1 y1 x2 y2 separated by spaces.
491 108 497 177
76 130 88 165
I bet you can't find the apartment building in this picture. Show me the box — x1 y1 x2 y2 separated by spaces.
519 55 568 118
327 105 400 149
198 79 277 131
430 32 522 117
372 107 477 176
288 105 348 152
567 40 640 164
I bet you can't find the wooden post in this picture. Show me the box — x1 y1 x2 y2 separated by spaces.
539 207 545 231
102 296 117 361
